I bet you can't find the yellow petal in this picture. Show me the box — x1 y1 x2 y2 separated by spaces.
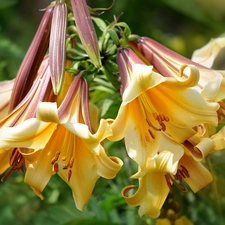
95 149 123 179
180 154 212 193
191 37 225 68
0 118 57 150
0 149 12 174
211 126 225 150
24 126 66 195
122 174 169 218
122 64 166 104
57 135 99 210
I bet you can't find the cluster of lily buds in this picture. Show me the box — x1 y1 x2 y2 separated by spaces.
1 0 225 220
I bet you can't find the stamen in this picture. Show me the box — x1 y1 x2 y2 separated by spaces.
9 149 20 166
165 174 172 190
151 112 169 131
53 162 59 173
69 157 74 168
51 151 61 165
1 167 15 182
180 165 190 178
174 172 183 182
169 174 188 193
148 129 155 139
160 122 166 131
68 169 72 182
178 169 186 179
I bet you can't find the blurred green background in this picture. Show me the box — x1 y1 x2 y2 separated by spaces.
1 0 225 225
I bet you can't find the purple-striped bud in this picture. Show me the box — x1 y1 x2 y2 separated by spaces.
9 6 53 112
116 48 144 94
49 1 67 95
71 0 102 69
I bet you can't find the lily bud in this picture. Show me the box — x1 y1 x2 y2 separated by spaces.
49 1 67 95
71 0 102 69
9 6 53 111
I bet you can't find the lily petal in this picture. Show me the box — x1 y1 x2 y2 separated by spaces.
180 154 212 193
191 37 225 68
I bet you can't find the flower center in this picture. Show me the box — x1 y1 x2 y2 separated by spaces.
164 165 190 192
51 151 74 182
146 112 169 139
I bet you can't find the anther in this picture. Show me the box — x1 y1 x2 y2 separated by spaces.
180 165 190 178
68 170 72 182
148 129 155 139
51 151 61 165
160 122 166 131
165 174 172 190
53 163 59 173
69 157 74 168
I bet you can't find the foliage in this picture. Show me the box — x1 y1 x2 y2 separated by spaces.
1 0 225 225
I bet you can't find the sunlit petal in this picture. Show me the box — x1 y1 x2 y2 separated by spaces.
191 37 225 68
0 119 56 150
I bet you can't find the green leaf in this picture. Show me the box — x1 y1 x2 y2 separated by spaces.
0 0 18 9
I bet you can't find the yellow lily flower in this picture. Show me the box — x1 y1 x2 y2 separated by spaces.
122 148 212 218
110 48 219 144
0 79 14 120
128 36 224 102
110 48 215 217
0 75 122 210
0 56 54 178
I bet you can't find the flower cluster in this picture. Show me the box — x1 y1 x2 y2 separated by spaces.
1 0 225 219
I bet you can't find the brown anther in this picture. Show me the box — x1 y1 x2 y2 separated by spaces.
174 172 183 182
178 169 186 178
55 151 60 160
51 157 57 165
53 163 59 173
165 174 172 190
68 170 72 182
14 155 25 171
9 149 20 166
148 129 155 139
160 122 166 131
69 157 74 168
180 165 190 178
51 151 61 165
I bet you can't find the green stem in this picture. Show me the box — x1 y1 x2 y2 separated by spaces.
206 157 224 225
